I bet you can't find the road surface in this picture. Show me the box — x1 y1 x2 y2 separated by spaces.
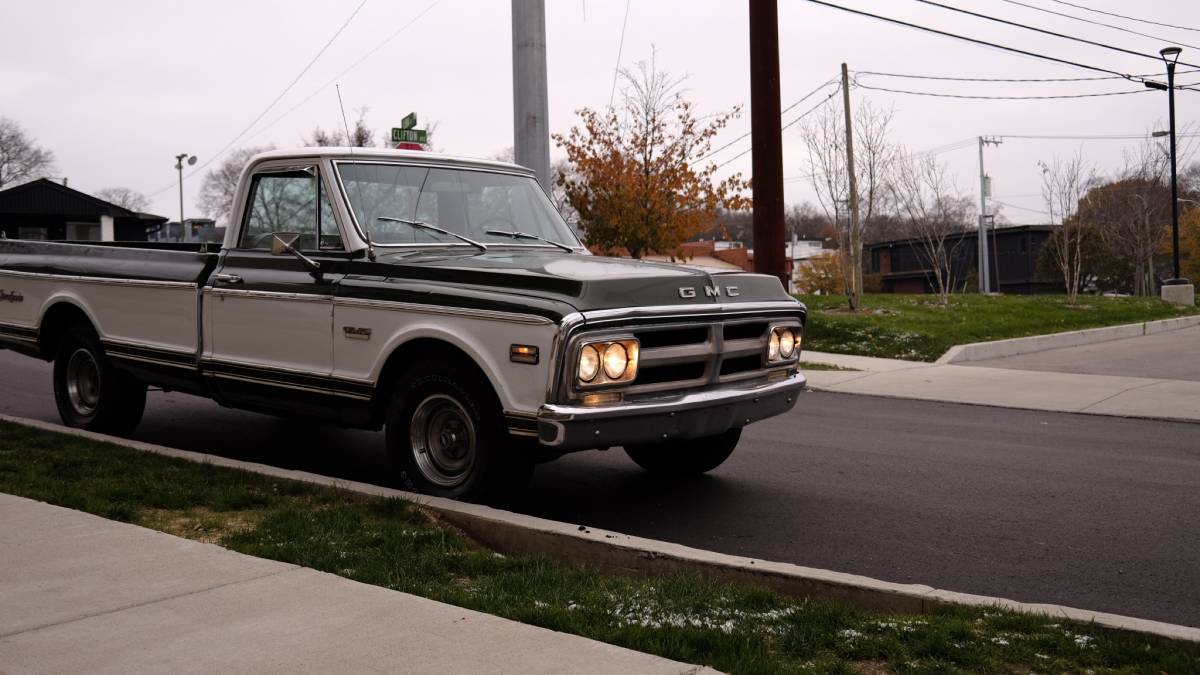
2 349 1197 627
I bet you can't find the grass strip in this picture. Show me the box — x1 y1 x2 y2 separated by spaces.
801 362 860 372
2 420 1197 674
797 294 1199 362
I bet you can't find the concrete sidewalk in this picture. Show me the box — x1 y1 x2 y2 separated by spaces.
0 493 712 675
802 350 1200 423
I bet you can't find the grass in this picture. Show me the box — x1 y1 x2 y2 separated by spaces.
2 420 1198 674
797 294 1200 362
801 362 860 372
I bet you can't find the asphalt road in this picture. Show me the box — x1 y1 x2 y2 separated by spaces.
2 349 1198 627
968 325 1200 381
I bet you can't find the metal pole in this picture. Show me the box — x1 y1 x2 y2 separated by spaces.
1167 60 1182 281
977 137 990 293
749 0 787 287
841 63 861 305
511 0 551 192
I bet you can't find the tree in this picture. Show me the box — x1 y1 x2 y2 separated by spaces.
795 250 845 295
1040 152 1097 304
800 100 897 310
553 58 749 259
305 107 374 147
1075 178 1170 296
890 152 973 305
198 145 276 227
0 117 56 189
94 187 150 212
1179 206 1200 283
786 201 835 242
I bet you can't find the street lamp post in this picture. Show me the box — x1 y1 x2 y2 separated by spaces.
174 153 197 242
1146 47 1186 284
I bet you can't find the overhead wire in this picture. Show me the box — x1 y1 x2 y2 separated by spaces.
996 0 1200 52
852 80 1154 99
608 0 631 108
696 78 838 163
1042 0 1200 34
713 82 844 170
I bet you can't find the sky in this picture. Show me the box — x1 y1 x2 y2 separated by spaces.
3 0 1199 226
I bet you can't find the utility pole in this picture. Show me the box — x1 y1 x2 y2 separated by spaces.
977 136 1001 293
511 0 551 192
841 63 860 307
749 0 788 287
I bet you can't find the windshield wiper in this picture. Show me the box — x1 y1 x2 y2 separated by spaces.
377 217 487 253
484 229 574 253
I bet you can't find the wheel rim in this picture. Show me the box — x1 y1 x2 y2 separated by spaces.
65 348 101 417
409 394 477 488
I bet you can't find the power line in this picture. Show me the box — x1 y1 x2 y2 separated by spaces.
997 0 1200 52
608 0 631 108
853 68 1200 83
783 138 977 183
802 0 1161 83
697 79 837 162
714 83 842 170
147 0 369 197
1042 0 1200 34
853 80 1152 99
911 0 1200 69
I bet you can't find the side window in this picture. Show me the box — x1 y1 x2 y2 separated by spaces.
240 169 342 251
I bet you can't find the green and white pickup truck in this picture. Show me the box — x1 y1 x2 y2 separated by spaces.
0 148 806 502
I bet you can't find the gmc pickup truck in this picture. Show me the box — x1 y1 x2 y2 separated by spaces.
0 148 806 501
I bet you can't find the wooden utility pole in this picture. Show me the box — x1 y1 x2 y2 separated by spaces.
749 0 788 288
840 63 861 308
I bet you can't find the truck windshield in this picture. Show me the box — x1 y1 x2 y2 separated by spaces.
335 162 581 249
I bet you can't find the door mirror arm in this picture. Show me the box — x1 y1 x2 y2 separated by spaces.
270 232 322 272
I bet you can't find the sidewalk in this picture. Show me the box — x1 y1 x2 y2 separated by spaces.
802 350 1200 423
0 493 713 675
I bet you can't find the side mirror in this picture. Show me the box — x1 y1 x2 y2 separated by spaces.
270 232 321 271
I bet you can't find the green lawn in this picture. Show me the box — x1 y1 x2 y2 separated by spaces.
2 421 1198 674
797 294 1200 362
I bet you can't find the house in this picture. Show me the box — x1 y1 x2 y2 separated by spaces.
0 179 167 242
865 224 1062 294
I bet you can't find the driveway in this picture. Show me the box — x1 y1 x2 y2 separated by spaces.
966 325 1200 381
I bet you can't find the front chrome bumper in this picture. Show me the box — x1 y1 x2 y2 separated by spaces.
535 372 806 450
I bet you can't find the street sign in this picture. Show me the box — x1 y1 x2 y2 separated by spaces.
400 113 417 130
391 128 427 144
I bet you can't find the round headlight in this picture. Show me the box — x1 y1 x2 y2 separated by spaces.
779 329 796 358
768 331 780 360
579 344 600 382
602 342 628 379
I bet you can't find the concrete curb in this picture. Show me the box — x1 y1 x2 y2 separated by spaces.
935 315 1200 364
4 413 1198 645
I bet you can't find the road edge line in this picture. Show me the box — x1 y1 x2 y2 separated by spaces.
4 413 1197 645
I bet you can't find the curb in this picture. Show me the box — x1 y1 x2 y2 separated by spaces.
4 413 1198 645
935 315 1200 364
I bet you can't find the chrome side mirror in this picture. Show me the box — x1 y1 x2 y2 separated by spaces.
270 232 321 271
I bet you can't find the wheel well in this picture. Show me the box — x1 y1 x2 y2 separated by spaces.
372 338 499 426
37 303 94 361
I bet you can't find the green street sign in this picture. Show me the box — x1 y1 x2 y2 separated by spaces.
391 128 427 144
400 113 417 130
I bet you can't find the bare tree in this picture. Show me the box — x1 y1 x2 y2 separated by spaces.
94 187 150 212
800 100 896 309
0 117 56 189
198 145 275 227
1040 151 1097 304
890 152 973 305
305 107 374 147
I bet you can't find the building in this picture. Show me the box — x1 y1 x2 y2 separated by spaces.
0 179 167 242
865 224 1062 295
149 218 225 244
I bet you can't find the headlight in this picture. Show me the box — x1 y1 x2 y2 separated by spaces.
579 344 600 382
767 325 801 364
575 338 639 387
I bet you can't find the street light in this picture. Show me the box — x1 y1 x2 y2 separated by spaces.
174 153 197 241
1145 47 1187 285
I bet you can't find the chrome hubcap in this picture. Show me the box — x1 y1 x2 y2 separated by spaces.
66 348 100 416
409 394 476 488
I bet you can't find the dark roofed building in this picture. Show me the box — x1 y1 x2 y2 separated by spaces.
865 224 1063 295
0 178 167 242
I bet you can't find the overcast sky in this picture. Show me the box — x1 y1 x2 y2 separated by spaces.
4 0 1198 226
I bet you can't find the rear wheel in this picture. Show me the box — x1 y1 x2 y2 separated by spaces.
384 360 531 504
624 428 741 475
52 325 147 435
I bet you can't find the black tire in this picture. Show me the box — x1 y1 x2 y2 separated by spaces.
384 360 532 504
624 428 742 476
52 325 147 436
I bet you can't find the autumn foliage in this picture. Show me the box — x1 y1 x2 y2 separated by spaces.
553 60 749 259
795 251 845 295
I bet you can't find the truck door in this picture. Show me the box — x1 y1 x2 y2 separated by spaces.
202 164 348 416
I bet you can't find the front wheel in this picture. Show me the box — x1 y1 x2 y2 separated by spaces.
624 428 742 476
52 325 147 435
384 361 531 504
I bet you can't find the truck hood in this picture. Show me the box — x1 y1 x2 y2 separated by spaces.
350 247 797 316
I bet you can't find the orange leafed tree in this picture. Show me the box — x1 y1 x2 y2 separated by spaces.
553 58 749 259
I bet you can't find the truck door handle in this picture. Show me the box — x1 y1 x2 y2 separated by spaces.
213 273 243 285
